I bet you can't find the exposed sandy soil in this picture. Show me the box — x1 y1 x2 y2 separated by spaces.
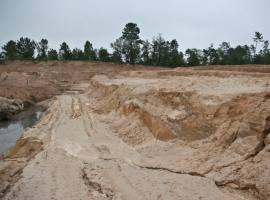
0 61 270 200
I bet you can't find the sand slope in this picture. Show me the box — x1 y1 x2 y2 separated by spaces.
0 61 270 200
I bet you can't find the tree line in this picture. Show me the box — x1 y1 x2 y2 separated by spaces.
1 23 270 66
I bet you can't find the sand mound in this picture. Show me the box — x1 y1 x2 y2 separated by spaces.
90 73 270 199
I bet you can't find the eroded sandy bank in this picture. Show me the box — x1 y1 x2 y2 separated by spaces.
0 61 270 200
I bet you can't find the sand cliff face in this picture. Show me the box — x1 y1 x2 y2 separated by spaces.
0 61 270 200
89 73 270 199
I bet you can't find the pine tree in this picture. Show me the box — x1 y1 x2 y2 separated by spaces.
47 49 58 60
37 39 48 60
112 23 142 64
59 42 72 60
141 40 151 65
16 37 36 60
2 40 17 60
98 48 110 62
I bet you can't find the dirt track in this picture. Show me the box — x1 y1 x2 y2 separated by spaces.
0 61 270 200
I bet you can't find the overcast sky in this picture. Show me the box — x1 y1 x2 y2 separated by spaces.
0 0 269 52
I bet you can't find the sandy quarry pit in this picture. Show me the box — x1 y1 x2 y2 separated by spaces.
0 61 270 200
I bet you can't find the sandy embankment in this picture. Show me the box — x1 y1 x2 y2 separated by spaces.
0 61 270 200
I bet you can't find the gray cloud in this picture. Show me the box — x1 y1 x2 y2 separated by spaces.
0 0 269 52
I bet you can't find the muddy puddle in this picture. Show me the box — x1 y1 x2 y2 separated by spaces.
0 107 44 154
